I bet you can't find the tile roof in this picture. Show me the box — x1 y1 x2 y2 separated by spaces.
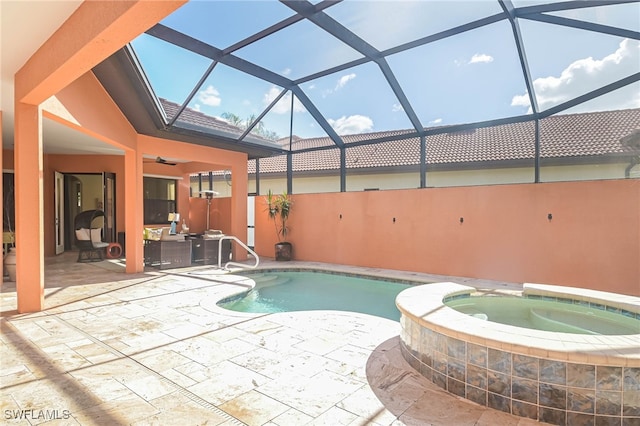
251 108 640 174
160 99 275 146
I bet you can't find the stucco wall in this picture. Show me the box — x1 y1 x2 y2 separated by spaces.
254 179 640 296
250 162 631 194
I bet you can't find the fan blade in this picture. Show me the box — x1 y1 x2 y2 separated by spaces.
155 157 177 166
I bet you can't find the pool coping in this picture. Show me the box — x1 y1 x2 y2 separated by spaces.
396 282 640 367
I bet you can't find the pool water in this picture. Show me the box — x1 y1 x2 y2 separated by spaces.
446 296 640 335
218 271 413 321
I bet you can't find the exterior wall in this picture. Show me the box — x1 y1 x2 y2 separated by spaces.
249 163 631 195
254 179 639 296
540 163 630 182
43 155 126 257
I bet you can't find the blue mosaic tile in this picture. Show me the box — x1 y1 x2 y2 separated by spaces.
597 366 622 391
513 354 539 380
488 348 511 374
568 387 595 414
541 359 567 386
567 363 596 389
466 385 487 406
595 390 622 416
448 377 465 397
487 392 510 413
623 367 640 391
539 406 567 426
623 390 640 417
512 377 538 404
488 370 511 397
593 415 621 426
466 363 487 389
467 343 487 367
446 336 465 360
605 305 621 314
566 412 595 426
540 383 567 410
621 310 636 319
448 357 466 382
512 400 538 420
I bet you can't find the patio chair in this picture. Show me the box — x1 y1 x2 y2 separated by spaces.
74 209 109 262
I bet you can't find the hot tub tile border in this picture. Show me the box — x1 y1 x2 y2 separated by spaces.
399 326 640 425
397 282 640 425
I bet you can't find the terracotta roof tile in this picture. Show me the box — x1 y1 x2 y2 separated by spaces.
250 109 640 174
160 99 275 145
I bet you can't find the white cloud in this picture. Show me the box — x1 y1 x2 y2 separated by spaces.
511 38 640 113
192 104 201 112
282 68 292 76
322 73 357 97
198 85 221 107
336 73 356 90
392 103 404 112
429 118 443 125
469 53 493 64
264 87 306 114
328 115 373 135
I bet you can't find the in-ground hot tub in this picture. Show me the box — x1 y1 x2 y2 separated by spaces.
396 282 640 425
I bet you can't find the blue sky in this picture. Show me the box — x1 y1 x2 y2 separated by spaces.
131 1 640 140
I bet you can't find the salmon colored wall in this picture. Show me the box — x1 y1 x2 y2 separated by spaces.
43 154 125 256
254 179 640 296
46 72 138 149
187 197 232 234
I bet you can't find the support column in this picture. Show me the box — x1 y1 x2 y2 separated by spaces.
230 163 248 262
124 149 144 273
14 103 44 312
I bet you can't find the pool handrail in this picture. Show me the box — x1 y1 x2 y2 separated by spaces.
218 235 260 270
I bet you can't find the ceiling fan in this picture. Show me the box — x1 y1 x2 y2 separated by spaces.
144 156 177 166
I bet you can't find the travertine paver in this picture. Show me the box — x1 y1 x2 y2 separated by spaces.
0 254 545 425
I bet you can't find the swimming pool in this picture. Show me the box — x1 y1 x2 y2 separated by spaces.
445 295 640 335
218 271 413 321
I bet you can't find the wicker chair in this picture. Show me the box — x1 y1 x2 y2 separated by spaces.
74 209 109 262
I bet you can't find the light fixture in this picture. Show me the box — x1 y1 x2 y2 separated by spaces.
168 212 180 234
199 190 219 230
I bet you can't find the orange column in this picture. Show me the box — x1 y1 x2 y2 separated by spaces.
14 103 45 312
230 162 248 261
124 149 144 273
12 1 186 311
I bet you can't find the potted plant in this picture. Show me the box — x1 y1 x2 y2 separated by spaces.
266 189 293 261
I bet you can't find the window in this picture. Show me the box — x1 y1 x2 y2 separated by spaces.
143 177 176 225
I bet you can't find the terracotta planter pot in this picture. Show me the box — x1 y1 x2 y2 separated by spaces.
275 242 292 261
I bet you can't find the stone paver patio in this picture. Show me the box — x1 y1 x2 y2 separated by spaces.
1 253 545 425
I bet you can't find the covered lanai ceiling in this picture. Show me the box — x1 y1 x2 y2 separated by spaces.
94 0 640 159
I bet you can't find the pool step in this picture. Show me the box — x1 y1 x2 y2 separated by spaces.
251 274 291 289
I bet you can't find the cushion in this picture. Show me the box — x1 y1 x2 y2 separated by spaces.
75 228 90 241
90 228 102 243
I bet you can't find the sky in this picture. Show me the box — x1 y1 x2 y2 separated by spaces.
131 1 640 140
